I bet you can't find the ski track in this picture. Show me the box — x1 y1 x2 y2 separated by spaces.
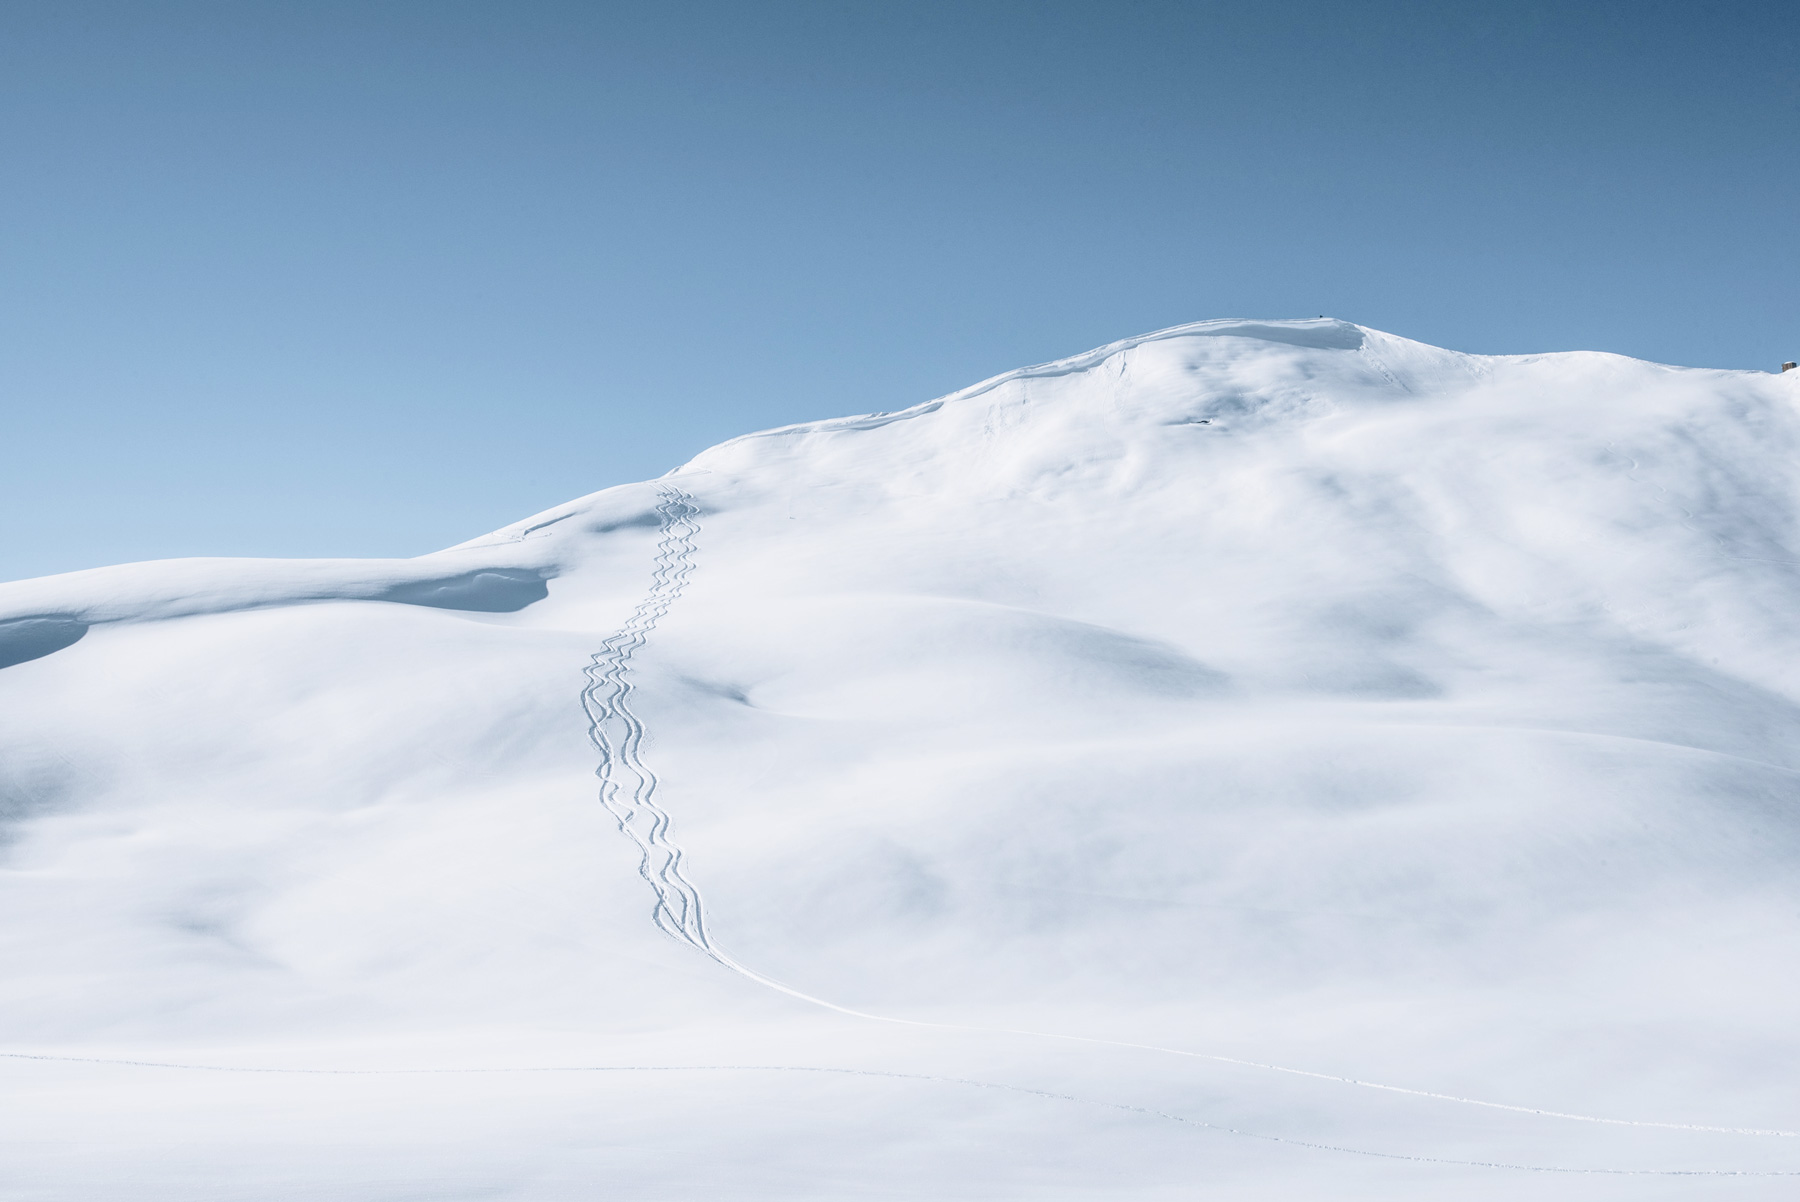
1359 343 1411 393
573 483 1800 1164
580 486 717 958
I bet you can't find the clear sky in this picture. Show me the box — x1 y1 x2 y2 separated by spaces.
3 0 1796 582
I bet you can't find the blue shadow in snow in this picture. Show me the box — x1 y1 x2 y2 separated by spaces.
377 569 551 613
0 616 90 670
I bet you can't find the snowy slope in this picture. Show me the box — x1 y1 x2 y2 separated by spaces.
4 318 1800 1199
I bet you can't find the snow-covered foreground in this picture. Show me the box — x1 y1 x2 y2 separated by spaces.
4 319 1800 1199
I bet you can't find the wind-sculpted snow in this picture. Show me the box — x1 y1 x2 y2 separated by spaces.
695 316 1374 449
0 615 88 670
376 567 550 612
0 554 558 628
3 319 1800 1198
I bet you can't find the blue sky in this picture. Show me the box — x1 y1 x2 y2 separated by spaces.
4 0 1796 581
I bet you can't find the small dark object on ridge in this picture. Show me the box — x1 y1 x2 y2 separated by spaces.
1784 362 1797 372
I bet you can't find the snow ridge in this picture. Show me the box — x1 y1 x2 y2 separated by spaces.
679 317 1373 460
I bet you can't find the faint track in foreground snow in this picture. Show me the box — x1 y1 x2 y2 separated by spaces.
0 1053 1793 1178
576 478 1800 1162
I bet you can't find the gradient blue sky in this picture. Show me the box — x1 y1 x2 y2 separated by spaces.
4 0 1796 581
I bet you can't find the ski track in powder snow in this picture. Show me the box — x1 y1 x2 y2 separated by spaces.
564 481 1800 1177
580 486 715 957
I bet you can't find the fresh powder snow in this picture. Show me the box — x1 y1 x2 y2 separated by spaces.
3 318 1799 1198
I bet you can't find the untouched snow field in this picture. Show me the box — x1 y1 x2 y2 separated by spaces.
4 318 1800 1199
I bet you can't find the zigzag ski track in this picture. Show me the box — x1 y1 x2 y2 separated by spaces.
580 484 717 959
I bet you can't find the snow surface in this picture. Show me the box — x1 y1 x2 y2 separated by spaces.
4 317 1800 1198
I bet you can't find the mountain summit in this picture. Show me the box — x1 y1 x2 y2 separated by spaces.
5 320 1800 1197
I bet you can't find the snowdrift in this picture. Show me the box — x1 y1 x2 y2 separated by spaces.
4 318 1800 1199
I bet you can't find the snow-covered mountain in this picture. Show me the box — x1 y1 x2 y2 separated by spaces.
4 318 1800 1199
